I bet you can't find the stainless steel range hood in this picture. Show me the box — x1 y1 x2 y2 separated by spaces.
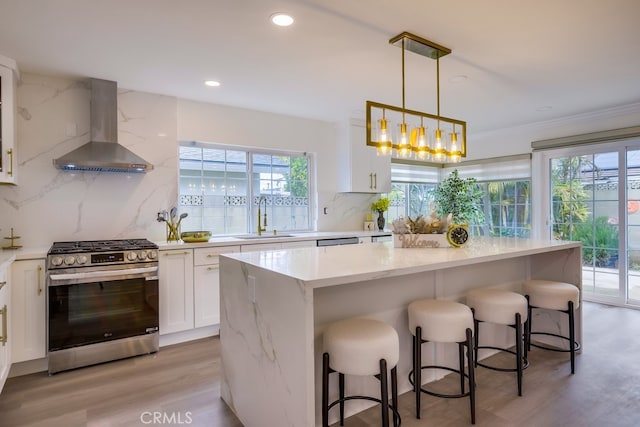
53 78 153 173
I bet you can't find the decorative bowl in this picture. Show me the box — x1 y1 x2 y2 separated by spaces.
180 231 212 243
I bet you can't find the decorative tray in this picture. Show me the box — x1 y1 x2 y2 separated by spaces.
181 231 212 243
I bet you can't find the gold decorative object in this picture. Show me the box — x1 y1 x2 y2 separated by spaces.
366 32 466 163
2 227 22 250
157 207 188 243
180 231 212 243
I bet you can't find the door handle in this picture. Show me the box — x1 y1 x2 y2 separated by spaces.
37 265 43 295
373 173 377 189
7 149 14 177
0 305 7 346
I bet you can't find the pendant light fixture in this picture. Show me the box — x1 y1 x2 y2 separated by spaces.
366 32 467 163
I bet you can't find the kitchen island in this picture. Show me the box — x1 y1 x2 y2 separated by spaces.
219 237 582 427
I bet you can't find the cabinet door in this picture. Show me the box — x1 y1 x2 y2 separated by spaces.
193 246 240 328
0 265 11 393
11 259 46 363
159 250 194 334
341 121 391 193
280 240 316 248
194 265 220 328
240 243 283 252
0 61 17 184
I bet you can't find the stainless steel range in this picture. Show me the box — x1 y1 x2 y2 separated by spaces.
46 239 159 374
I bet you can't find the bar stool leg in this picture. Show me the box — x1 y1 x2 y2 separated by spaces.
322 353 329 427
338 373 345 425
525 295 532 352
473 318 480 368
379 359 389 427
391 366 399 427
466 328 476 425
569 300 576 374
459 342 466 394
515 313 523 396
414 326 422 419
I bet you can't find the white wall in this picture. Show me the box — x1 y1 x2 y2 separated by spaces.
468 103 640 161
0 73 377 247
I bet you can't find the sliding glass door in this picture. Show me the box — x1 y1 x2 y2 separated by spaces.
537 138 640 307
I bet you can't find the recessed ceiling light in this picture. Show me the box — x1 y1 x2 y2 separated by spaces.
204 80 220 87
270 13 294 27
536 106 553 112
449 75 468 84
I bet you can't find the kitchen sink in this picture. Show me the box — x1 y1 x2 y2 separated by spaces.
236 234 295 239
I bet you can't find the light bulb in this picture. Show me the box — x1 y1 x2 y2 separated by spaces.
397 123 411 158
450 132 461 163
377 118 392 156
434 129 445 161
416 125 429 160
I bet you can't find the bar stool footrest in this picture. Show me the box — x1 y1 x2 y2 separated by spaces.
327 396 402 425
475 345 529 372
408 365 472 399
529 332 581 353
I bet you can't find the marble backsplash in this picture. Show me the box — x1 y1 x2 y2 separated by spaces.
0 73 380 248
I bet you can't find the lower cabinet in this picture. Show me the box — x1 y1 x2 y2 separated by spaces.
11 259 46 363
194 246 240 328
159 245 240 335
158 249 194 335
0 264 12 393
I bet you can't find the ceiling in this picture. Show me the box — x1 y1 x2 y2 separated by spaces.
1 0 639 137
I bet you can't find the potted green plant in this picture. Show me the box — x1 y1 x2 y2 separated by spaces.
432 169 485 225
371 197 390 231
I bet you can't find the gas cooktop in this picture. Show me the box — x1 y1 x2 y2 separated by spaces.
48 239 158 255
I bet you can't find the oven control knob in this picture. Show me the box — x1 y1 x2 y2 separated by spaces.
51 256 63 266
76 255 88 265
127 251 138 261
148 250 158 260
64 256 76 265
139 250 148 260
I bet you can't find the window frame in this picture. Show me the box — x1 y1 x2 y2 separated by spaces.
178 141 315 235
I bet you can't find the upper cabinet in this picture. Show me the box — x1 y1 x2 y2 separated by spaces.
338 119 390 193
0 54 18 185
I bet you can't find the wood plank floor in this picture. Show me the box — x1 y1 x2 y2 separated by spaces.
0 301 639 426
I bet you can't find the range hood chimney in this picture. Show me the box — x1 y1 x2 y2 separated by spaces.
53 78 154 173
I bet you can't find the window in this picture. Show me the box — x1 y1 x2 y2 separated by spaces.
388 182 436 222
476 180 531 237
178 142 313 234
389 156 531 238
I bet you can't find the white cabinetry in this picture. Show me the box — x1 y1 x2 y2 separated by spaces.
0 54 18 184
339 119 390 193
0 264 12 392
11 259 46 363
159 249 194 335
193 246 240 328
240 240 316 252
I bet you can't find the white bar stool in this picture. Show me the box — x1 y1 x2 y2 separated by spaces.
524 279 581 374
466 288 529 396
408 299 476 424
322 317 400 427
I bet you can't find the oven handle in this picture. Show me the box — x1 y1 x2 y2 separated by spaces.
49 266 158 283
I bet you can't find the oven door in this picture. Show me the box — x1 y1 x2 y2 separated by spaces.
47 264 159 352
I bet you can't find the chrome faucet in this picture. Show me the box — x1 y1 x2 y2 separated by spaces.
257 195 268 235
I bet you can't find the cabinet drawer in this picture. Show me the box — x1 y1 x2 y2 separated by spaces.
194 246 240 266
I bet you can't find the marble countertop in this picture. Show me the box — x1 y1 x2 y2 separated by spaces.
221 237 581 289
0 246 49 270
0 231 392 268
